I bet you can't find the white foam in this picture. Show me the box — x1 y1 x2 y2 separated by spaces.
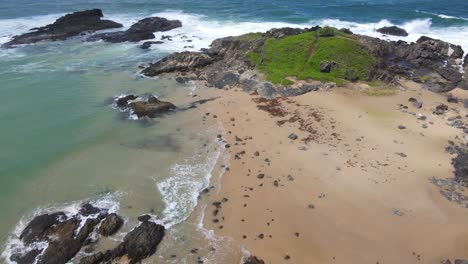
1 192 122 264
314 18 468 54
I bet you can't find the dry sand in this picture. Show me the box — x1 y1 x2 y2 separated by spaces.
194 80 468 264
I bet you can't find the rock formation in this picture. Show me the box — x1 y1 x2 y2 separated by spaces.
2 9 122 48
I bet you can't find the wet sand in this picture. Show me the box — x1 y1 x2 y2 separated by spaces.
197 80 468 263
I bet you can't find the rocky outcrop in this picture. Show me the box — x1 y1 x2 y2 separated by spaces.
359 35 464 92
141 27 465 97
2 9 122 48
89 17 182 43
114 94 176 119
79 215 165 264
376 26 409 37
98 213 124 236
142 52 215 76
9 204 113 264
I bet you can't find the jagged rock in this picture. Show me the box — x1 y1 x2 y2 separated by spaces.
376 26 409 37
116 94 138 108
19 212 65 245
98 213 124 237
212 72 240 88
130 97 176 118
79 218 165 264
89 17 181 43
2 9 122 48
142 52 214 76
244 256 266 264
11 204 110 264
359 35 464 92
141 41 164 49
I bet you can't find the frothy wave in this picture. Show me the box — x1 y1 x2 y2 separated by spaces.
1 192 122 264
157 124 225 228
314 17 468 53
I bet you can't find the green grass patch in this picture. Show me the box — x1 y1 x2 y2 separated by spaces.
245 29 375 86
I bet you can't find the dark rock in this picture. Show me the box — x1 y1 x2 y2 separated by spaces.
80 220 165 264
447 94 459 103
98 213 124 237
408 97 422 108
138 215 151 222
19 212 65 244
10 249 42 264
288 133 298 140
319 61 336 73
116 94 138 108
454 260 468 264
141 41 164 49
244 256 266 264
142 52 214 76
213 72 240 88
376 26 409 37
79 203 105 216
398 125 406 130
175 76 191 84
89 17 182 43
434 104 449 115
2 9 122 48
130 98 176 118
453 148 468 185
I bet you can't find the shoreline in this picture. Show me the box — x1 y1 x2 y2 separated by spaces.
196 80 468 263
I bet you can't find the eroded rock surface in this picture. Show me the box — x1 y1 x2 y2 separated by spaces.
2 9 122 48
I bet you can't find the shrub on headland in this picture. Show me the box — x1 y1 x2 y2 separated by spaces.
318 26 335 37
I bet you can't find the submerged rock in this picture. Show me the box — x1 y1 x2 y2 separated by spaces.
2 9 122 48
130 96 176 118
376 26 409 37
9 204 116 264
89 17 182 43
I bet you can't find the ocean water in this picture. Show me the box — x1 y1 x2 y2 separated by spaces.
0 0 467 263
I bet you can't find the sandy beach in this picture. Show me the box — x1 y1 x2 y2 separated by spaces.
196 80 468 264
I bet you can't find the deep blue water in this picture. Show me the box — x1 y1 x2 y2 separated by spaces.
0 0 467 27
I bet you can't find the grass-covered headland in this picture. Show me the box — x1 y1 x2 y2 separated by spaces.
244 27 375 86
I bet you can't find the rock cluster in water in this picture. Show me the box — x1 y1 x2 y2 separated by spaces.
2 9 183 48
2 9 123 48
115 94 176 119
88 17 182 43
9 203 165 264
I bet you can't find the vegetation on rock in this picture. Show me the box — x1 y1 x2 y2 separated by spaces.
245 28 375 85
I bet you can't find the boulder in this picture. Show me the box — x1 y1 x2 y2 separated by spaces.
142 51 215 76
89 17 181 43
98 213 124 237
11 204 110 264
129 97 176 118
79 218 165 264
116 94 138 108
141 41 164 49
376 26 409 37
2 9 122 48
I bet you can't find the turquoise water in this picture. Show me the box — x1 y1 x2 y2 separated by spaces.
0 1 467 263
